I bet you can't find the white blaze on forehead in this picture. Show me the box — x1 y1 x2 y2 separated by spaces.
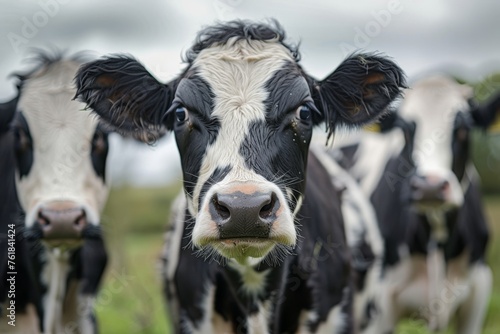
190 39 296 212
399 75 473 175
15 60 108 227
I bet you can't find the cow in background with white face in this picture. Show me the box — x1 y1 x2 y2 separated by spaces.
0 53 110 334
336 75 499 333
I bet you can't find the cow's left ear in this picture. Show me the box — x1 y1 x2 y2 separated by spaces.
310 53 406 135
0 95 19 134
75 56 172 143
470 92 500 132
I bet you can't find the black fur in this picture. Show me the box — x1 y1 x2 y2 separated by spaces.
75 56 172 143
90 125 110 181
470 92 500 129
0 96 18 133
310 53 407 140
12 113 34 178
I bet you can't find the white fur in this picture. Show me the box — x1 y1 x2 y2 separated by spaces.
189 39 298 258
228 258 270 296
42 248 70 334
247 302 270 334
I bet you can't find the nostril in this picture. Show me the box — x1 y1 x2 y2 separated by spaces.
440 180 450 192
213 195 231 220
259 193 277 219
74 211 87 228
38 211 50 227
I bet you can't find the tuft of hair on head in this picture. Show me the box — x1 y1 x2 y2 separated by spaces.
183 19 300 63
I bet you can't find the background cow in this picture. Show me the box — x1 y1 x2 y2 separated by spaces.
0 53 110 334
334 75 499 333
309 143 385 333
75 20 406 333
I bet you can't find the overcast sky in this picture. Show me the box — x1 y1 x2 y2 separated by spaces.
1 0 499 186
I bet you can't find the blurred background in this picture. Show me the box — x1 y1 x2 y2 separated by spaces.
1 0 499 333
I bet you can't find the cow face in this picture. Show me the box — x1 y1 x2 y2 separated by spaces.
1 56 110 248
400 75 500 213
75 21 405 262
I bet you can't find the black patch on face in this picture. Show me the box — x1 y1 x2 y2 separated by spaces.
90 124 109 181
239 62 313 210
451 112 472 181
198 165 232 210
12 113 34 178
172 75 216 124
240 119 310 211
264 61 312 121
172 73 219 198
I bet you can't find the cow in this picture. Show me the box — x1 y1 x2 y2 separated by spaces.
334 74 499 333
74 20 406 333
162 144 385 334
0 53 110 334
309 143 385 333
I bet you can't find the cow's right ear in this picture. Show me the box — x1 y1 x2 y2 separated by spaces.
75 56 172 143
0 95 18 134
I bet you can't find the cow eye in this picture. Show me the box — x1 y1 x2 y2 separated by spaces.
297 105 311 121
176 107 187 122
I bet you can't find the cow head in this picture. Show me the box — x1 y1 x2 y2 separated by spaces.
399 75 500 213
75 21 405 263
0 53 110 249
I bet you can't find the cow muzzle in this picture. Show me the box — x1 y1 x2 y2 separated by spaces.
410 174 462 210
25 201 101 246
193 182 296 260
210 191 278 239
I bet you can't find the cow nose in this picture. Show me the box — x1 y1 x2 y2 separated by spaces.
410 175 449 203
209 191 279 239
37 202 87 239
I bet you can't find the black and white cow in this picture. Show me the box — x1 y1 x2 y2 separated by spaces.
75 20 406 333
335 74 498 333
0 53 110 334
309 142 385 333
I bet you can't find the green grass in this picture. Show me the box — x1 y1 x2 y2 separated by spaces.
96 187 500 333
96 184 181 334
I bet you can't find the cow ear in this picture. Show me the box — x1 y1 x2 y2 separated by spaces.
0 95 18 133
74 56 172 143
311 53 406 137
470 92 500 132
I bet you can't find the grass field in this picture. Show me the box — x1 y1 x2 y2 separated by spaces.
95 185 500 333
